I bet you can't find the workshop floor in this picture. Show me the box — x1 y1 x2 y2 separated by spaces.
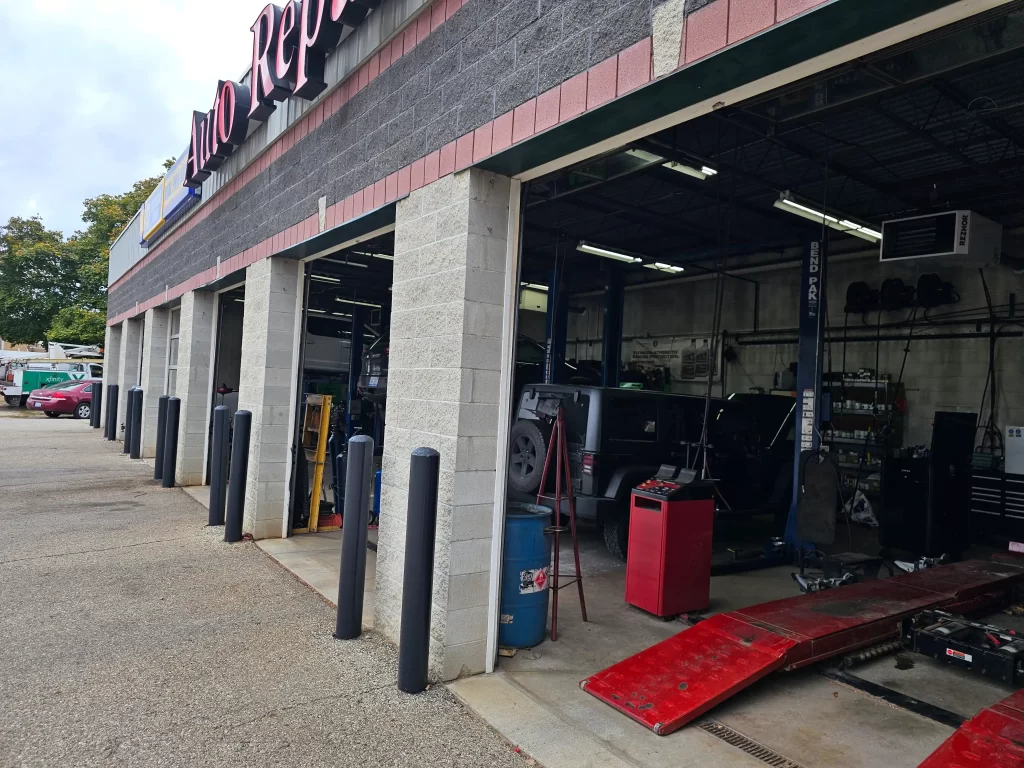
450 522 1019 768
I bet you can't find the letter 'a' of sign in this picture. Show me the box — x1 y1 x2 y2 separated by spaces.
184 0 381 190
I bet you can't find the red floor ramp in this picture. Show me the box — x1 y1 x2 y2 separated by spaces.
918 690 1024 767
580 613 797 736
582 560 1024 736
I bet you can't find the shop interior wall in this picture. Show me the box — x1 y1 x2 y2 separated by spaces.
566 252 1024 446
214 302 244 418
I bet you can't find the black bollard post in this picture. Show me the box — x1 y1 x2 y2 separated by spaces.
161 397 181 488
335 435 374 640
208 406 230 526
154 396 169 481
106 384 119 441
224 410 251 543
123 388 136 454
91 384 102 429
129 388 144 459
397 448 440 693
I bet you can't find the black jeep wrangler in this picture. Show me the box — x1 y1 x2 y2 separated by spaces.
507 385 796 559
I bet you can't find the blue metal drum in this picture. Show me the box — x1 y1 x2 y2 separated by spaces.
499 503 552 648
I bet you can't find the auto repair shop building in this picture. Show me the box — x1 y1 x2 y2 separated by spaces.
104 0 1024 694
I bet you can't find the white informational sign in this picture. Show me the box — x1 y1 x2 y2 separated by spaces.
800 388 816 451
625 336 721 381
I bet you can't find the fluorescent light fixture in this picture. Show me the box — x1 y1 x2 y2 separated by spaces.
233 298 244 303
322 257 368 269
625 149 714 181
577 241 642 264
331 312 351 318
774 191 882 242
520 282 549 292
335 297 382 308
308 308 326 314
644 262 685 274
311 274 341 283
370 253 394 261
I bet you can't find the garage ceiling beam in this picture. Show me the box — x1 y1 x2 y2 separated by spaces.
871 103 1024 202
559 193 723 247
711 112 932 211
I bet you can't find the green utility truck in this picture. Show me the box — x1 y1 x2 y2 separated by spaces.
1 360 103 406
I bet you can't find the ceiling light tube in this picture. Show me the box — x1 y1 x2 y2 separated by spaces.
643 262 685 274
577 241 643 264
308 308 326 313
311 274 341 283
625 149 713 181
773 191 881 243
335 297 382 308
322 257 368 268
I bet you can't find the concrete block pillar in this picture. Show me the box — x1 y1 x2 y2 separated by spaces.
139 307 170 458
115 317 143 442
102 323 122 429
376 168 512 681
175 290 216 486
236 256 304 540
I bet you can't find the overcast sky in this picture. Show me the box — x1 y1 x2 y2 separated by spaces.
0 0 270 238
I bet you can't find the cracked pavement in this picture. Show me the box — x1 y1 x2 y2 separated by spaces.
0 414 526 768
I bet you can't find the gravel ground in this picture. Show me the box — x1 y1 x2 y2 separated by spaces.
0 413 527 768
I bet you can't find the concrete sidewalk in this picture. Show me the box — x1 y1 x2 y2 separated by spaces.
0 413 526 768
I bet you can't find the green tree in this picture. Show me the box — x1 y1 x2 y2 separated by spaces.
46 307 108 346
0 160 174 347
0 217 76 345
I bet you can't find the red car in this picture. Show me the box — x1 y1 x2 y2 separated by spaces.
25 379 99 419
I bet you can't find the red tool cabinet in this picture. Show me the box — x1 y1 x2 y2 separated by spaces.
625 478 715 617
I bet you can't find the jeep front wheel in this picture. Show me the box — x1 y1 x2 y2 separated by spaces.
603 514 630 562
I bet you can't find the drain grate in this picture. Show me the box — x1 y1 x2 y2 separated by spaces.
696 720 807 768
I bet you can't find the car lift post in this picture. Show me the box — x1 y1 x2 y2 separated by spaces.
786 239 828 549
346 306 364 440
544 251 569 385
602 263 624 388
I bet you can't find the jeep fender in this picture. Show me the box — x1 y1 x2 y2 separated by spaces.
600 465 660 521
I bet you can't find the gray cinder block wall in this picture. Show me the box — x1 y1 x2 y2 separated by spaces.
174 291 216 486
115 317 143 442
567 253 1024 445
139 307 169 458
236 257 305 540
101 324 122 429
376 168 511 681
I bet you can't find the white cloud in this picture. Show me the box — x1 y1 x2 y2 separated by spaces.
0 0 270 237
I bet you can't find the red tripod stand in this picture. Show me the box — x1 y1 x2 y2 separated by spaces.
536 403 587 640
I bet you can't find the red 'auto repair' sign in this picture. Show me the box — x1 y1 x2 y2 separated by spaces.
185 0 379 189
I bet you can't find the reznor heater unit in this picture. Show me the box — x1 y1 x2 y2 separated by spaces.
880 210 1002 264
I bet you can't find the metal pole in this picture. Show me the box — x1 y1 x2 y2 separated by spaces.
208 405 230 526
335 435 374 640
129 388 144 459
161 397 181 488
224 410 251 543
397 447 440 693
123 388 136 454
105 384 118 440
91 384 102 429
154 396 169 481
